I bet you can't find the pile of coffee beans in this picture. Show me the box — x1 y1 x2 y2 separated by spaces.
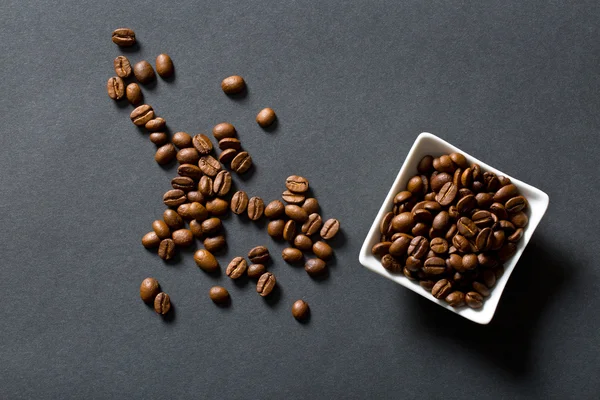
371 153 528 309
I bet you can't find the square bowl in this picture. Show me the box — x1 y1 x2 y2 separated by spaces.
358 132 549 324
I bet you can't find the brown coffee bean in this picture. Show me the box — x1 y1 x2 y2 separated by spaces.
472 181 485 192
149 131 168 146
226 257 247 279
155 53 174 78
158 239 176 260
394 191 413 204
206 198 229 216
472 210 494 229
198 175 215 197
456 194 476 215
187 191 205 204
126 83 143 105
423 257 446 275
256 108 276 127
230 151 253 174
112 28 136 46
459 253 477 270
134 60 156 84
436 182 458 206
282 190 305 204
431 172 452 192
265 200 285 219
194 249 219 272
295 234 314 251
192 133 213 155
154 292 171 315
471 163 483 181
412 208 432 224
450 153 468 169
407 236 429 259
213 171 232 197
446 253 464 272
391 232 414 242
189 220 203 238
176 148 200 165
107 76 125 100
407 175 424 195
140 277 160 303
282 247 303 263
199 155 221 177
417 155 434 174
493 184 518 203
268 220 286 239
475 227 493 252
247 264 266 279
430 237 449 254
510 211 528 228
472 282 490 297
498 220 516 232
445 291 465 307
412 223 429 237
445 224 458 241
179 202 208 221
482 269 497 288
221 75 246 94
285 205 308 223
320 219 340 240
163 209 184 229
492 230 505 250
484 172 500 192
432 211 450 231
313 241 333 260
177 163 202 180
305 258 327 277
457 187 473 199
247 197 264 220
212 122 236 140
403 255 421 271
172 229 193 247
230 191 249 214
302 198 319 214
508 228 524 242
283 220 296 241
286 175 309 193
219 149 237 164
391 212 414 233
218 138 241 151
478 252 499 268
145 117 166 132
169 132 191 150
257 272 276 296
163 189 187 208
201 217 222 235
203 236 226 253
498 176 512 186
389 235 411 257
457 217 479 238
459 168 472 188
292 300 310 321
209 286 230 304
155 143 176 165
432 279 453 299
437 155 456 173
249 246 270 264
152 220 170 240
142 231 161 248
379 212 394 234
450 234 469 253
465 292 483 309
381 254 402 272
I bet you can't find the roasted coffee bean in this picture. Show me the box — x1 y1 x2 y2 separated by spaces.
457 217 478 238
107 76 125 100
170 132 192 149
445 224 458 241
430 172 452 192
460 253 477 270
508 228 524 242
430 238 449 254
155 143 176 165
247 264 266 279
472 210 494 229
498 220 516 232
320 219 340 240
313 241 333 260
283 220 296 241
493 184 518 203
248 246 270 264
432 211 450 231
140 277 160 303
257 272 276 296
412 208 432 224
302 213 322 235
472 181 484 192
475 227 493 252
189 220 203 238
405 256 422 272
219 148 237 164
305 258 327 277
295 234 314 251
177 148 200 165
498 176 512 186
209 286 230 304
381 254 402 272
198 155 221 177
268 219 285 239
221 75 246 94
247 197 264 220
434 155 455 173
471 163 483 181
450 153 468 169
432 279 453 299
192 133 213 155
126 83 143 105
446 206 458 220
447 254 464 272
506 196 528 213
178 202 208 221
407 175 424 195
286 175 309 193
405 267 419 280
149 132 168 147
423 257 446 275
265 200 285 219
145 117 166 132
226 257 247 279
218 138 241 151
213 122 236 140
394 191 412 205
478 252 499 268
230 151 253 174
429 227 444 240
448 245 458 254
417 155 434 174
472 282 490 297
281 191 306 206
445 291 465 307
491 230 505 250
158 239 176 260
194 249 219 272
422 192 434 201
391 232 413 242
412 223 429 237
256 108 276 127
285 205 309 223
152 220 171 240
484 172 500 192
292 300 310 321
453 168 463 188
407 236 429 259
172 229 193 247
212 171 231 197
134 60 156 84
510 211 528 228
419 280 435 291
457 194 476 215
452 234 471 253
206 198 229 216
163 189 187 207
457 188 473 199
163 209 184 229
436 182 458 206
154 292 171 315
465 292 483 308
187 191 205 204
302 198 319 214
112 28 136 46
142 231 161 248
489 202 508 220
230 191 249 215
155 53 174 78
380 213 394 235
201 217 222 235
460 168 473 188
178 164 202 180
391 212 414 233
203 235 226 253
498 242 517 262
282 247 303 263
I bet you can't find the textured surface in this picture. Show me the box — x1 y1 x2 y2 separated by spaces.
1 1 599 399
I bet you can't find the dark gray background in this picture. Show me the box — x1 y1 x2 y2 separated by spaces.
1 0 598 399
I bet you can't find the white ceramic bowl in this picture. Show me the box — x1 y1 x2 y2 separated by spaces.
359 132 549 324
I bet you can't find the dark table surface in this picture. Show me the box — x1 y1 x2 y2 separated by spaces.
1 1 599 399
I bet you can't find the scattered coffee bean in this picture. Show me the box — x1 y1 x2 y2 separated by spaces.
192 133 213 155
285 205 309 223
286 175 309 193
430 237 449 254
140 277 160 303
194 249 219 272
126 83 143 105
445 291 465 307
163 189 187 207
218 138 241 151
283 220 296 241
172 229 193 247
134 60 156 84
256 272 276 296
302 213 322 235
113 56 132 79
230 191 249 214
201 217 222 235
163 209 184 229
312 241 333 260
230 151 253 174
256 108 276 127
268 219 285 239
149 131 168 146
219 148 237 164
305 258 327 277
130 104 154 126
199 176 214 197
154 292 171 315
432 279 452 299
221 75 246 94
213 122 236 140
178 163 202 180
152 220 170 239
294 234 313 251
247 196 264 220
155 53 174 78
107 76 125 100
510 211 528 228
189 220 203 238
292 300 309 321
265 200 285 219
178 202 208 221
213 171 232 196
206 198 229 216
226 257 247 279
465 291 484 308
144 117 166 132
320 218 340 240
247 264 266 279
187 190 205 204
209 286 230 304
199 155 221 177
302 198 319 214
112 28 136 47
282 190 305 204
142 231 161 248
282 247 303 263
249 246 270 264
158 239 176 260
177 148 200 164
155 143 176 165
381 254 402 272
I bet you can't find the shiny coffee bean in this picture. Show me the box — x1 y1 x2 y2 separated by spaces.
430 237 449 254
247 197 264 220
107 76 125 100
155 143 177 165
292 300 310 321
445 291 465 307
155 53 174 78
140 278 160 303
475 227 493 252
510 211 528 228
381 254 402 272
423 257 446 275
209 286 230 304
172 229 193 247
493 184 518 203
198 155 221 177
213 171 232 197
256 108 276 127
302 213 322 235
130 104 154 126
126 83 143 105
152 220 170 240
282 190 306 205
219 148 238 164
302 198 320 214
432 279 452 299
112 28 136 46
178 163 202 180
231 151 253 174
391 212 414 233
286 175 309 193
189 220 203 238
172 132 193 149
163 209 184 229
407 236 429 259
305 258 327 277
201 218 222 236
218 138 241 151
265 200 285 219
283 220 297 241
248 246 270 264
505 196 528 213
226 257 247 279
203 236 226 253
431 172 452 192
313 241 333 260
158 239 176 260
154 292 171 315
213 122 236 140
145 117 166 132
163 189 187 207
177 148 200 164
230 191 249 215
134 60 156 84
417 155 434 173
221 75 246 94
285 205 309 223
472 282 490 297
206 198 229 216
268 219 285 239
194 249 219 272
187 191 205 204
295 234 314 251
256 272 276 296
436 182 458 206
465 292 483 309
320 219 340 240
247 264 266 279
178 202 208 221
192 133 213 155
432 211 450 231
457 217 478 238
282 247 303 263
142 231 161 249
405 256 422 272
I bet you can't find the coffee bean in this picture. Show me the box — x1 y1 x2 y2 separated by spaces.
498 176 512 186
134 61 156 84
189 220 203 238
198 155 221 177
412 208 432 224
450 153 468 169
213 171 232 197
391 212 414 233
407 236 429 259
482 269 497 288
493 184 517 203
457 188 473 199
213 122 236 140
407 175 424 195
206 198 229 216
478 252 499 268
412 223 429 237
475 227 493 252
394 191 412 205
163 189 187 207
305 258 327 277
506 196 528 213
295 234 314 251
218 138 241 151
403 255 421 271
130 104 154 126
225 257 247 279
230 151 253 174
113 56 132 79
445 291 465 307
257 272 276 296
154 292 171 315
430 172 452 192
436 182 458 206
432 211 450 231
198 176 215 197
489 203 508 221
194 249 219 272
163 209 184 229
423 257 446 275
472 282 490 297
430 237 449 254
283 220 296 241
320 219 340 240
219 149 238 164
178 163 202 180
465 292 483 308
247 264 266 279
192 134 213 155
158 239 176 260
126 83 143 105
472 181 484 192
313 241 333 260
437 155 456 173
107 76 125 100
187 191 205 204
247 197 264 220
471 163 483 181
203 235 226 253
510 211 528 228
446 253 463 272
265 200 285 219
282 190 305 205
142 231 161 248
256 108 276 127
389 235 411 257
249 246 270 264
457 217 478 238
112 28 136 46
230 191 249 214
154 143 176 165
282 247 303 263
282 206 306 224
152 220 170 239
445 224 458 241
149 132 168 146
176 148 200 165
292 300 309 321
378 212 393 235
391 232 413 242
140 277 160 303
145 117 166 132
201 217 222 235
221 75 246 94
381 254 402 272
456 194 476 214
498 220 516 232
472 210 494 229
508 228 524 242
268 220 286 239
286 175 309 193
491 230 505 250
302 198 319 214
172 229 193 247
155 53 174 78
209 286 230 304
168 132 191 150
417 155 434 174
432 279 453 299
178 202 208 221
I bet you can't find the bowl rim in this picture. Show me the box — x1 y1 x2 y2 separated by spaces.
358 132 550 324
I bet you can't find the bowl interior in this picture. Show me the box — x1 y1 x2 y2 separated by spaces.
359 132 549 324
